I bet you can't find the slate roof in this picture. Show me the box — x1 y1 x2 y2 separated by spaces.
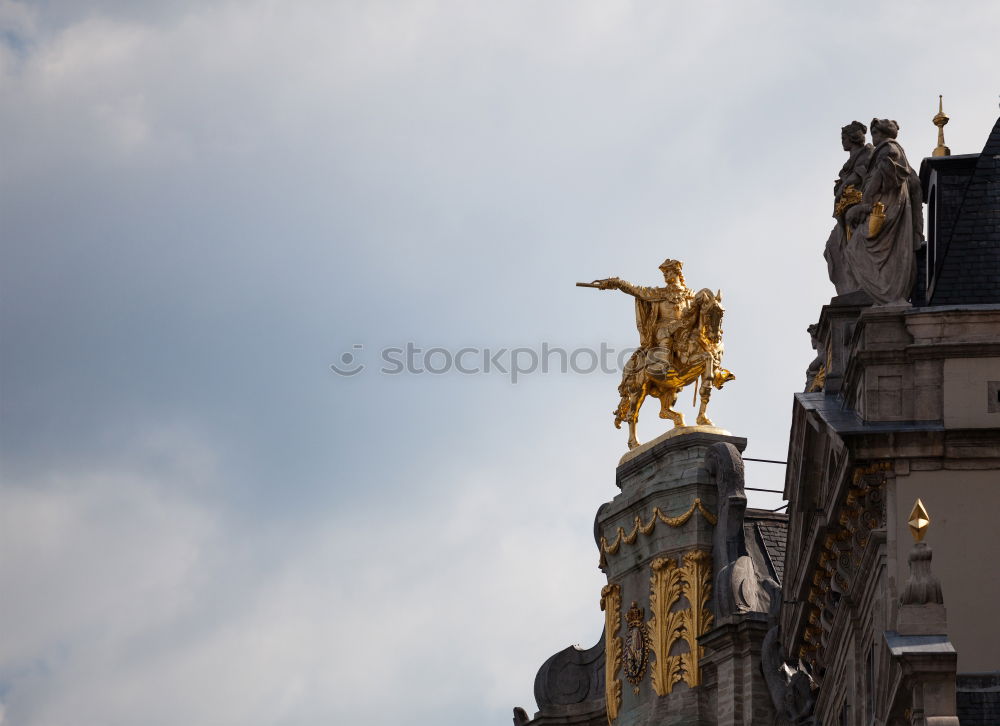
918 152 979 306
957 673 1000 726
746 509 788 584
930 115 1000 305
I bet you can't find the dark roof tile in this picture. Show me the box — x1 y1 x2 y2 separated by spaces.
930 115 1000 306
746 510 788 584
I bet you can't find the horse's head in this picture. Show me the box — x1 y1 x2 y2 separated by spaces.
695 288 725 345
713 367 736 389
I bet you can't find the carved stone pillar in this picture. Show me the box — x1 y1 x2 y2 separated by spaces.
699 613 775 726
885 633 960 726
812 292 870 397
596 431 744 726
885 522 960 726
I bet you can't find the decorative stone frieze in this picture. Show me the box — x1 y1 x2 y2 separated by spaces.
795 461 888 674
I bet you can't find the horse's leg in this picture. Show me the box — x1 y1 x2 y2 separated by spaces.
696 359 714 426
657 388 672 419
696 389 713 426
648 384 669 426
659 388 684 427
666 388 684 427
614 390 629 429
628 383 649 449
616 354 640 430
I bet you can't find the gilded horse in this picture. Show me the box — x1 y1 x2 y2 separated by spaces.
614 288 734 449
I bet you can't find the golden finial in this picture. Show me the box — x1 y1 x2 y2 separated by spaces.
932 95 951 157
908 498 930 542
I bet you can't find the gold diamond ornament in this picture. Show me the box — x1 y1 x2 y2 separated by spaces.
908 498 930 542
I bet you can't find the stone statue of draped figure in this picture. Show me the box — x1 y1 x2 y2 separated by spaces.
824 121 873 295
844 118 924 305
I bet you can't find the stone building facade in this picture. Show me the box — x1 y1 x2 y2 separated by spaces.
513 111 1000 725
780 113 1000 725
514 432 790 726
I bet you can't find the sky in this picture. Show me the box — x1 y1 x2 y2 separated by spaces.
1 1 999 724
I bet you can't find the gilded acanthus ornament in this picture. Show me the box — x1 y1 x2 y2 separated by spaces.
647 557 684 696
678 550 714 687
578 258 734 449
646 550 714 696
600 584 623 723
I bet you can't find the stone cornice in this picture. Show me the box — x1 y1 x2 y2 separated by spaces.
615 431 747 487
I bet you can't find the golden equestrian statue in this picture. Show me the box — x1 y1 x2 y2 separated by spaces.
578 258 734 450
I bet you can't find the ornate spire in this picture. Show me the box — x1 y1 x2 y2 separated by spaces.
901 499 944 610
932 95 951 157
908 498 930 541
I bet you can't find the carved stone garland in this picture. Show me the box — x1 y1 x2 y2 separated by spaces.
796 462 888 675
600 499 717 557
601 583 623 723
647 549 714 695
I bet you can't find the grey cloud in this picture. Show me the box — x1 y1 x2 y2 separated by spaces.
2 0 1000 723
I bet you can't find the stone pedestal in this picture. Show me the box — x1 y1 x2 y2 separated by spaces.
884 633 960 726
519 429 787 726
699 614 775 726
897 602 948 637
596 431 746 726
815 292 871 396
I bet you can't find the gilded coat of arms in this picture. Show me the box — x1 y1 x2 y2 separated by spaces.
622 601 649 694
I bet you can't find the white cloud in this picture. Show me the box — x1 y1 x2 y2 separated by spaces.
0 424 611 725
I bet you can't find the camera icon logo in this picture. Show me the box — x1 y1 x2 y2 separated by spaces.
330 344 365 376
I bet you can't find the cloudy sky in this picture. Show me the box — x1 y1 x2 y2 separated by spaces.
1 1 998 724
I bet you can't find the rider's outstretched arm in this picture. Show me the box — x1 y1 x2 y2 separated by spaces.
612 279 652 299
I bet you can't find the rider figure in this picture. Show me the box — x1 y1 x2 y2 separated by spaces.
585 258 732 447
595 258 695 365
